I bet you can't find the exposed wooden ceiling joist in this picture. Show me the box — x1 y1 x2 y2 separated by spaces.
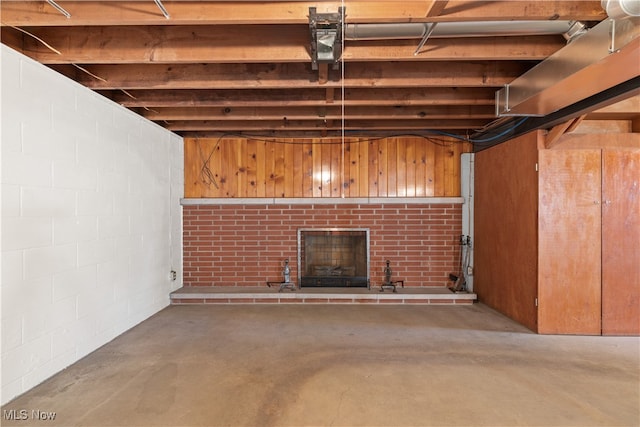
0 1 607 26
164 118 489 131
1 0 634 141
140 105 495 121
1 26 563 64
48 62 529 90
105 87 497 108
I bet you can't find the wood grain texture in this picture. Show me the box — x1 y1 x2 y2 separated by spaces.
602 150 640 335
474 132 540 332
538 149 602 335
184 136 470 198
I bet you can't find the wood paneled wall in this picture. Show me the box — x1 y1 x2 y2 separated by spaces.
184 137 471 198
474 131 540 332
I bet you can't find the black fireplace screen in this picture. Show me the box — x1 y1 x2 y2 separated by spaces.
297 229 369 287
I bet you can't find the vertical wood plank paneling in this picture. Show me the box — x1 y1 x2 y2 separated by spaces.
222 138 236 197
377 139 388 197
368 141 379 197
211 139 224 196
183 136 470 198
236 138 247 197
396 137 407 197
292 139 304 197
344 142 352 197
358 140 369 198
443 141 459 197
274 143 285 197
183 139 201 197
302 139 314 197
452 141 464 196
387 138 398 197
415 138 427 197
265 141 276 197
424 139 436 197
255 139 266 197
284 139 295 197
321 140 332 197
246 138 258 197
405 137 416 197
433 143 445 197
330 139 341 197
312 139 323 197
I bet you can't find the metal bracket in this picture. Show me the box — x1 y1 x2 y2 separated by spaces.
309 7 345 71
46 0 71 18
413 22 438 55
495 84 511 116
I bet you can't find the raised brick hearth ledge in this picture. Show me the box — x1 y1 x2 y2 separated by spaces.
170 287 477 305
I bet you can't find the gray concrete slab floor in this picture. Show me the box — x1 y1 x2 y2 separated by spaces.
2 303 639 427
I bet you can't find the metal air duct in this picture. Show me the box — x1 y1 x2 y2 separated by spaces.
602 0 640 19
496 16 639 117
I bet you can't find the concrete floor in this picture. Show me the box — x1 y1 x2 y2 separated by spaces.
2 303 639 427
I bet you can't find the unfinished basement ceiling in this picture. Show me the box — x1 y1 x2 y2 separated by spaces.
1 1 638 146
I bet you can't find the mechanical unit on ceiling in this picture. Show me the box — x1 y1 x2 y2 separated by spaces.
308 7 345 71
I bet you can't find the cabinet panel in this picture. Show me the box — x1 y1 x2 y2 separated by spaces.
475 132 539 331
538 150 602 335
602 150 640 335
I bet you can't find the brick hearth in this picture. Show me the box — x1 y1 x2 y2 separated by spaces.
170 286 476 305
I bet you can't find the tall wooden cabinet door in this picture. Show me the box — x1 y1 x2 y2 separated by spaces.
602 150 640 335
538 150 602 335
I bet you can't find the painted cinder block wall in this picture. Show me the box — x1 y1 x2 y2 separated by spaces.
183 201 462 287
0 45 184 404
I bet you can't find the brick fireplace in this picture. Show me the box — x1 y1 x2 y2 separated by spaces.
182 199 463 289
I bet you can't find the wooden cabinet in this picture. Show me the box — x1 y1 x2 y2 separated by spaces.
538 150 602 335
475 131 639 335
538 149 639 335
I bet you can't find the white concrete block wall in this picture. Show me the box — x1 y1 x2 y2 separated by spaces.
0 45 184 404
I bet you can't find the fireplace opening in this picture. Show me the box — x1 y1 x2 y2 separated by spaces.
297 228 369 288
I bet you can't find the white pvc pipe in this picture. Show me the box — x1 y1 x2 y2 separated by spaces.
345 21 577 40
602 0 640 19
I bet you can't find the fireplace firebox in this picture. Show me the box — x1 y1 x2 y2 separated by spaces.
297 228 369 288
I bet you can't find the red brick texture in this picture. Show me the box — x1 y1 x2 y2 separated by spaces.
183 203 462 288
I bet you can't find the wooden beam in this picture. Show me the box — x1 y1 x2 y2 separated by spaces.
586 94 640 120
543 133 640 150
317 63 329 85
163 118 488 132
107 87 497 108
0 1 607 26
426 0 449 17
49 62 527 90
325 88 335 104
565 115 586 133
544 116 587 149
179 130 468 139
2 25 563 64
140 105 495 121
